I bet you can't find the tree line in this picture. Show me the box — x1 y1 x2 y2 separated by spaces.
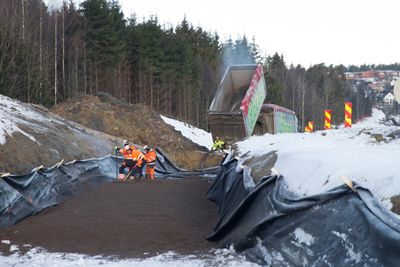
348 63 400 72
265 54 377 130
0 0 393 130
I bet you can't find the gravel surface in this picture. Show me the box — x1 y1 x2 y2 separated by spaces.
0 177 218 258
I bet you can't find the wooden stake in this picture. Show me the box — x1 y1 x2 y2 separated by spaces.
340 175 356 192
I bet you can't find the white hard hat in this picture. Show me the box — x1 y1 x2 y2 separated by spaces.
143 145 149 150
123 140 129 146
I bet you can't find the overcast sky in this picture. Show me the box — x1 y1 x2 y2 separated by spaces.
116 0 399 67
64 0 399 67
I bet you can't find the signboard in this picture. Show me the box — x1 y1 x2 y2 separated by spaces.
240 64 267 136
274 111 297 133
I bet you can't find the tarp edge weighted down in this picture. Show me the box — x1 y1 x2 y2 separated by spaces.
207 156 400 266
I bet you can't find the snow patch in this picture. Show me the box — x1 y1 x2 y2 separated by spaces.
1 240 11 245
9 245 19 253
0 94 63 145
293 228 315 246
236 108 400 209
0 246 258 267
250 237 288 266
331 231 362 264
160 115 213 149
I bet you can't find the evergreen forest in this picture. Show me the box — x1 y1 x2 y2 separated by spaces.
1 0 398 130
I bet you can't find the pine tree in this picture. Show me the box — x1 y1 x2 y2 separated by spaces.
81 0 127 95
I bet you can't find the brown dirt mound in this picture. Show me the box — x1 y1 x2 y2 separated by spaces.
0 177 218 258
52 93 222 170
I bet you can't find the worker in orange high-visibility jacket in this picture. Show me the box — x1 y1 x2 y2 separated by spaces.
130 147 145 179
144 145 157 180
115 140 143 180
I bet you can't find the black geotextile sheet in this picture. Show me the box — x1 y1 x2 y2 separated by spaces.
0 148 220 227
207 156 400 266
153 148 220 178
0 156 116 227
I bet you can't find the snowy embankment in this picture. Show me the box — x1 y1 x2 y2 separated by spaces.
237 109 400 209
0 94 115 173
0 95 52 144
160 115 213 150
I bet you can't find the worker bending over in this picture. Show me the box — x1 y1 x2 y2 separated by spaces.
115 140 144 181
144 145 157 180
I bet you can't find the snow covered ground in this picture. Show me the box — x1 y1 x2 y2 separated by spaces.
0 94 51 144
0 244 258 267
145 110 400 209
160 115 213 150
0 94 75 146
237 109 400 209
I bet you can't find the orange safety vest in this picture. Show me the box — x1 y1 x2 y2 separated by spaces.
119 145 136 159
130 149 145 166
145 149 157 167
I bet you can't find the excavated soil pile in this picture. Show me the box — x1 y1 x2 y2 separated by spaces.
52 93 222 170
0 177 217 258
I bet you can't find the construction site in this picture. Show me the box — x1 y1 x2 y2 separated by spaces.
1 65 400 266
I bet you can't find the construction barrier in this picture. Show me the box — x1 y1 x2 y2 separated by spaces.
305 121 314 132
345 102 352 128
325 110 332 130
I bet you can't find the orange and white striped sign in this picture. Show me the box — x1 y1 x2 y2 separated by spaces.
324 110 332 130
344 102 352 128
305 121 314 132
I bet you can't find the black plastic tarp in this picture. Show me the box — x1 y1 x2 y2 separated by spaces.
154 148 220 178
207 156 400 266
0 156 116 227
0 148 219 227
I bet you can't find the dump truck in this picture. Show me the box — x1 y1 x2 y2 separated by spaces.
208 64 297 143
253 104 298 135
208 64 267 144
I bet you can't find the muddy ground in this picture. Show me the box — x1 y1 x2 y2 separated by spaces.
0 177 217 258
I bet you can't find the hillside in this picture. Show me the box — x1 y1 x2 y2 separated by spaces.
0 93 221 174
0 94 115 174
52 93 220 169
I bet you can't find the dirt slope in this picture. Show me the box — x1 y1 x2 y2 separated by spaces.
52 93 222 169
0 93 221 174
0 95 116 174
